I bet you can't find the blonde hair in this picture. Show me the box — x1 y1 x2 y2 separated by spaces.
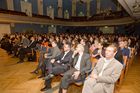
77 44 84 52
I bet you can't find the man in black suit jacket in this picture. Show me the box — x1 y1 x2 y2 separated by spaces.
59 44 91 93
31 40 61 78
41 42 73 91
17 35 30 63
28 37 37 49
26 37 37 61
17 36 37 63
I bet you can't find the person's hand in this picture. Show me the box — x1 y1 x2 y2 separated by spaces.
93 74 98 79
72 71 80 80
86 74 98 79
86 74 94 80
92 54 96 57
44 53 48 58
24 46 27 48
98 50 101 54
50 59 55 63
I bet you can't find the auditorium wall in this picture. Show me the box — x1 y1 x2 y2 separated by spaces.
58 26 97 34
0 0 7 9
99 26 114 34
116 24 140 36
0 24 11 39
134 23 140 35
100 0 116 11
10 23 48 34
0 0 118 17
63 0 72 17
76 2 87 16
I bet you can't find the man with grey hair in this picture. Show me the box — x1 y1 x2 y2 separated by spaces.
58 44 91 93
82 44 123 93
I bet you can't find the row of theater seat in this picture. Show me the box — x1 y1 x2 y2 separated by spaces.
114 51 135 93
35 48 135 92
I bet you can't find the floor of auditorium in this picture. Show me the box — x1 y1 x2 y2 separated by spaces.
0 48 140 93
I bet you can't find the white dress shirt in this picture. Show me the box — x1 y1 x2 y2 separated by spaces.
57 51 69 64
28 40 34 47
61 51 69 60
98 58 114 76
74 54 83 71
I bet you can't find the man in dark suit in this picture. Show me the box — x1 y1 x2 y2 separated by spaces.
80 38 89 53
21 35 30 48
17 35 30 63
30 41 46 74
39 40 61 78
40 42 73 91
17 36 37 63
58 44 91 93
28 37 37 48
26 36 38 61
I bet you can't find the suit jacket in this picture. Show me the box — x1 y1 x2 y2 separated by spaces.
84 45 89 53
28 41 37 49
47 46 61 59
92 57 123 93
72 53 92 76
21 38 30 47
54 50 73 65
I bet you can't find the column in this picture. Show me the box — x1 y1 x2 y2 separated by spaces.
117 2 122 11
38 0 43 15
58 0 63 18
87 0 90 17
6 0 14 10
72 0 76 16
96 0 100 14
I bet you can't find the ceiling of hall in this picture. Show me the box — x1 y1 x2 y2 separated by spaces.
118 0 140 19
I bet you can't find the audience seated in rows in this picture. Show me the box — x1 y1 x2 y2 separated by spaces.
0 32 139 93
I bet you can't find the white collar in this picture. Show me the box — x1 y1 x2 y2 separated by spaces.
64 50 70 54
104 58 114 63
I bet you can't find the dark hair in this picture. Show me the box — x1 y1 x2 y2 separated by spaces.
65 42 71 48
81 38 86 42
51 40 57 44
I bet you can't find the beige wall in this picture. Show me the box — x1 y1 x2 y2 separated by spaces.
0 24 11 39
99 26 114 34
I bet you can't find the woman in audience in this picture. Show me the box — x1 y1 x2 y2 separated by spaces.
71 39 78 51
91 42 104 63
